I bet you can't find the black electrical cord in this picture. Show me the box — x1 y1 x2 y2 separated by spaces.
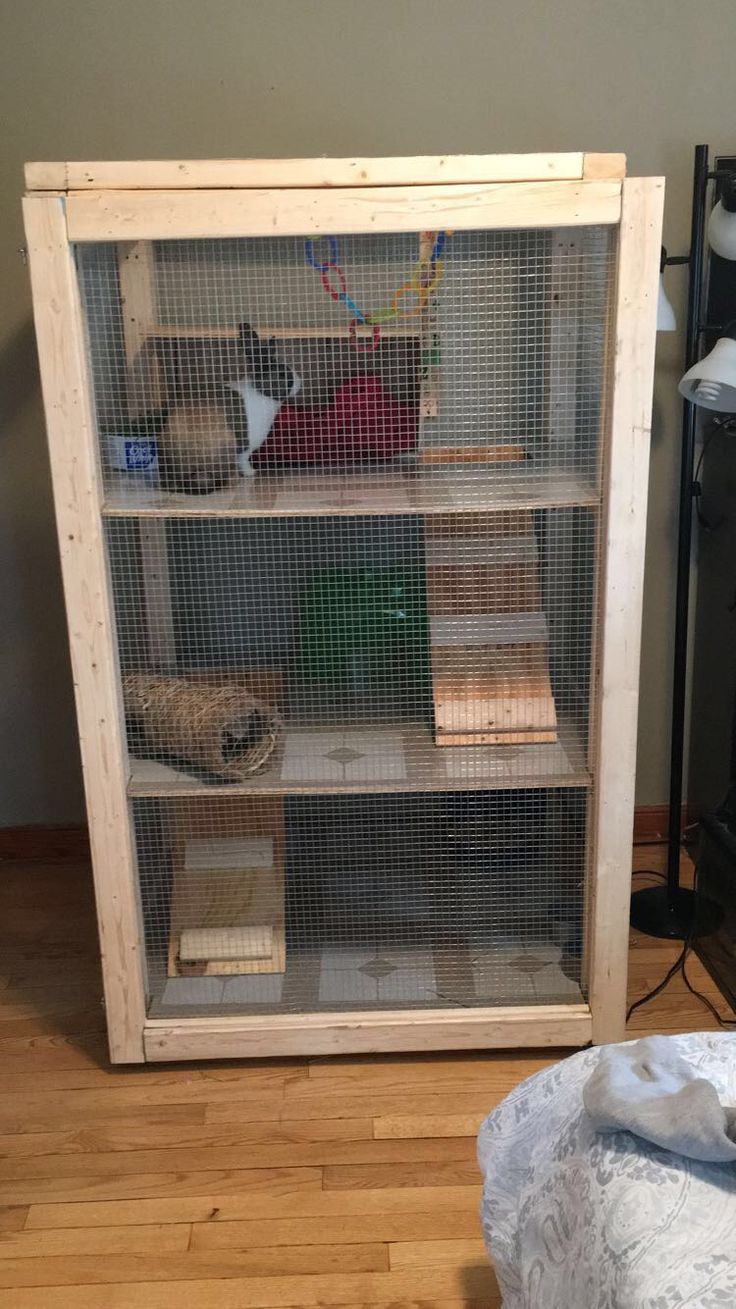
626 941 689 1022
627 850 736 1026
681 953 736 1027
694 416 736 530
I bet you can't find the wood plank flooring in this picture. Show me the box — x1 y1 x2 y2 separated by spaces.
0 845 726 1307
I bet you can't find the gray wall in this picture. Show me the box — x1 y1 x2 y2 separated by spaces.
1 0 734 823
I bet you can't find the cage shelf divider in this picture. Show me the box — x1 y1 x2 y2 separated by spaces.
101 466 602 519
126 715 590 797
24 155 663 1063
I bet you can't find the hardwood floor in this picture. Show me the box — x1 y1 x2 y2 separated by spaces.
0 845 726 1308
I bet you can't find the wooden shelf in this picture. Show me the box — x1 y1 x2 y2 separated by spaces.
148 324 421 340
103 465 599 519
127 716 589 798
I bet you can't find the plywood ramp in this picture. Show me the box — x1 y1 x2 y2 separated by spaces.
424 511 557 745
168 796 286 978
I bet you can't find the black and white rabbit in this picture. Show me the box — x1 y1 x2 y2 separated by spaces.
230 323 302 476
156 323 301 493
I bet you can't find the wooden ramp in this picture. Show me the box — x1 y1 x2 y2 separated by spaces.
168 794 286 977
424 511 557 746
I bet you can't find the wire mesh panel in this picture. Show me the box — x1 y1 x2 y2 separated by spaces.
106 508 595 791
135 788 586 1017
73 221 615 1021
78 227 614 506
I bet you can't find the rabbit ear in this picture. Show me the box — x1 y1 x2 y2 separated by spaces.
239 321 280 372
239 321 261 358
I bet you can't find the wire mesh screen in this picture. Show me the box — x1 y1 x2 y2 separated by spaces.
75 222 613 1019
136 789 586 1016
106 509 595 786
78 227 613 505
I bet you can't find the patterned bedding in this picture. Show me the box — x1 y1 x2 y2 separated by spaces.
477 1032 736 1308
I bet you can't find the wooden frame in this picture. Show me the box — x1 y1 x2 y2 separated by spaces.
63 181 622 243
587 177 664 1042
144 1005 593 1061
22 196 147 1063
25 152 626 191
23 155 661 1062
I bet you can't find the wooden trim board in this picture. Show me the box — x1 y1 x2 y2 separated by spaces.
586 176 664 1045
633 805 692 844
64 180 623 242
22 196 147 1063
26 153 592 192
144 1004 593 1060
0 825 90 862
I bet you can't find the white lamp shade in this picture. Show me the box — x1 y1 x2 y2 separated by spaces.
708 200 736 260
678 336 736 411
657 275 676 331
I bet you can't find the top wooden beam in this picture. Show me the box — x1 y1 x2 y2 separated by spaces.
25 153 626 192
64 180 622 243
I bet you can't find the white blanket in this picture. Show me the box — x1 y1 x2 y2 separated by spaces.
477 1032 736 1308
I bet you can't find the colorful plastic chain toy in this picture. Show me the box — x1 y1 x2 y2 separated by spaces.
305 231 450 351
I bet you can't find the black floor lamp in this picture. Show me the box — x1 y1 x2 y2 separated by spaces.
631 144 736 940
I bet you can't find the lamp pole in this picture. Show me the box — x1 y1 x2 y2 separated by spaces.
630 144 712 938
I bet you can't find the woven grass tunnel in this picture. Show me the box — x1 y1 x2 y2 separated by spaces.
123 673 282 781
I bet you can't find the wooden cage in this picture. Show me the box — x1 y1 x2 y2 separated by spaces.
23 154 662 1063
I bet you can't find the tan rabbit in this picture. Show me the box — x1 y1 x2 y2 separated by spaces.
157 402 239 495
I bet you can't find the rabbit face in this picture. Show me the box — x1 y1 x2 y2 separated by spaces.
239 323 302 402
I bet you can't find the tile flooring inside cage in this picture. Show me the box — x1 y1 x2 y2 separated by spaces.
153 941 582 1017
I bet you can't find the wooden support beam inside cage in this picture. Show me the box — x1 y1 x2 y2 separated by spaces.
117 241 177 675
419 444 526 465
118 242 167 412
414 228 532 469
424 512 557 745
168 795 286 977
418 230 440 423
